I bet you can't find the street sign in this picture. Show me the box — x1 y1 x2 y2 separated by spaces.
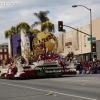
87 37 96 41
93 52 98 55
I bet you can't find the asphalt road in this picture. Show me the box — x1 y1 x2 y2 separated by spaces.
0 74 100 100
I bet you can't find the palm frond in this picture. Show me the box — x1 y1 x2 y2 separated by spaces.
31 22 40 28
39 11 49 23
44 10 50 16
32 10 50 28
11 26 17 34
63 29 66 32
33 13 39 18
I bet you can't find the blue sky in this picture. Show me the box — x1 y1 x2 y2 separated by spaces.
0 0 100 44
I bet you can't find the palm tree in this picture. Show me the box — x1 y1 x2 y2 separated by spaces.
62 29 66 32
11 26 17 34
31 10 50 31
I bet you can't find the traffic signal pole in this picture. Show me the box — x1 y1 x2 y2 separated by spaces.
72 5 93 61
63 24 93 61
63 25 91 36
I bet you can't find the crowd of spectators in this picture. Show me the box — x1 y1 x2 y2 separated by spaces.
75 60 100 74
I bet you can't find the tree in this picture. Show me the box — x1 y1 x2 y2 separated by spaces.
11 26 17 34
31 10 50 31
63 29 66 32
41 21 55 32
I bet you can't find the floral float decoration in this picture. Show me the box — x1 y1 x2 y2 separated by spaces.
16 22 30 33
4 29 15 38
29 28 40 34
16 22 31 60
66 52 74 63
41 21 55 32
33 52 60 62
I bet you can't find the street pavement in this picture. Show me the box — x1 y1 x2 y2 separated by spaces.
48 74 100 85
0 74 100 100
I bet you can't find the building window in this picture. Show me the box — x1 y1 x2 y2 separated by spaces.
0 49 2 52
4 54 7 59
4 49 7 52
0 54 3 60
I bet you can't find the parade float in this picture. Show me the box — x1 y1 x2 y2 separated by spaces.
0 22 76 79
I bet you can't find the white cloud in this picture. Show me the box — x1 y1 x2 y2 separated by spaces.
0 0 100 44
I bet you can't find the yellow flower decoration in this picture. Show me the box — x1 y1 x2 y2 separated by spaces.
30 29 40 34
16 22 30 27
16 22 30 33
41 21 54 27
41 21 55 32
4 29 14 34
4 29 15 38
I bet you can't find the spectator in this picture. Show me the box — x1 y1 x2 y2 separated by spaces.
97 61 100 74
76 61 83 74
81 67 86 74
89 63 97 74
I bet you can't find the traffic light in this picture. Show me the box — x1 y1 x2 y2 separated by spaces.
92 42 96 52
58 21 63 31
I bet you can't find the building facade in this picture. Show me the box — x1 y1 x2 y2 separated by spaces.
0 43 8 65
59 17 100 61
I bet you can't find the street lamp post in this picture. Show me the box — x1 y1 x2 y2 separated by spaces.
72 5 93 61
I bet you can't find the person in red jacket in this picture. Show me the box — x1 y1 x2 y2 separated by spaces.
7 62 17 75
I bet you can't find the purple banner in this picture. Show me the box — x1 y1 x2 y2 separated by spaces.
11 33 30 56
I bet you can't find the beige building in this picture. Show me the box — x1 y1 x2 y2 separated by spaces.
58 17 100 61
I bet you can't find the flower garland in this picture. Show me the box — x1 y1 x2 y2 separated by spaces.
16 22 30 33
41 21 54 27
16 22 30 28
4 22 30 38
29 28 40 34
4 29 15 38
66 52 74 62
41 21 54 32
34 52 60 62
